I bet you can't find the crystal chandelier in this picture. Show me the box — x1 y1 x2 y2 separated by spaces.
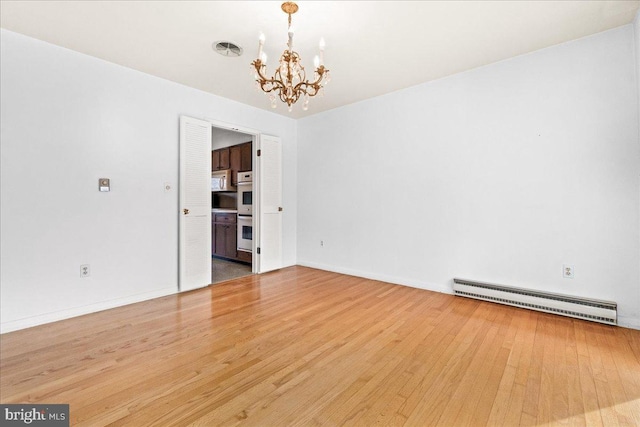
251 2 331 112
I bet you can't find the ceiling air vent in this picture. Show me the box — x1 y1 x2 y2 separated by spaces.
212 41 243 57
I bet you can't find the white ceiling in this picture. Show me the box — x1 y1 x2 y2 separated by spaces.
1 1 638 119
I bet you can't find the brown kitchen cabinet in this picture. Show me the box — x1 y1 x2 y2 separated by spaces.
240 142 252 171
213 142 251 178
230 141 252 185
230 145 241 185
212 147 230 171
212 213 237 260
236 250 252 263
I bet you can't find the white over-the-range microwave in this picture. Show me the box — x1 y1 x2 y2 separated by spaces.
211 169 235 192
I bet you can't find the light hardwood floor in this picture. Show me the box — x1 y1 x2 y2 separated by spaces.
1 266 639 426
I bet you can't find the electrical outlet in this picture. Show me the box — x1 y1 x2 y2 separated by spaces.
320 240 324 247
563 264 574 279
80 264 90 278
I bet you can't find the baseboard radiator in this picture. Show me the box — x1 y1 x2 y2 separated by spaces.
453 278 617 325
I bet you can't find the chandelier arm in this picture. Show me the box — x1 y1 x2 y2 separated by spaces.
294 83 320 98
298 65 306 88
292 66 328 97
279 88 301 106
252 60 272 85
273 68 291 98
253 60 288 94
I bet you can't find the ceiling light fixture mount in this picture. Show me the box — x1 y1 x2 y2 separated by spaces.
251 1 330 112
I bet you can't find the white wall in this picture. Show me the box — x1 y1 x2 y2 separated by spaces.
297 25 640 328
0 29 297 332
635 11 640 329
636 12 640 128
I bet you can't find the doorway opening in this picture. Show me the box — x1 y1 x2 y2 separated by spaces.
179 115 282 292
211 126 255 284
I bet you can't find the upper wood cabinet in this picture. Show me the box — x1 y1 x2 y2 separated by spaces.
230 145 242 185
229 142 252 184
212 147 230 171
240 142 252 172
212 141 252 183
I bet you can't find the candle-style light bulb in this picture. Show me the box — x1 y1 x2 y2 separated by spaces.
261 52 267 65
319 37 325 65
288 28 294 50
258 33 265 59
313 55 320 69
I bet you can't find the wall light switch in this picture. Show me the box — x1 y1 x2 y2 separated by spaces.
99 178 110 192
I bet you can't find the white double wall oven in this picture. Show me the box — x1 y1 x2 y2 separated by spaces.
237 171 253 253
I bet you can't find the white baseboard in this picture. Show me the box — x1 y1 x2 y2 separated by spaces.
0 287 177 334
296 260 453 295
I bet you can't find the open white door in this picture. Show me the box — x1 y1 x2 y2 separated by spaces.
179 116 212 292
256 134 282 273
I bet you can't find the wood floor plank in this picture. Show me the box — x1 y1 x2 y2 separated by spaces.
596 324 638 426
2 266 640 426
574 321 605 427
403 302 503 425
434 306 511 426
564 320 587 427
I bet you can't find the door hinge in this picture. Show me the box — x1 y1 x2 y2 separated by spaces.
257 247 261 254
257 149 261 157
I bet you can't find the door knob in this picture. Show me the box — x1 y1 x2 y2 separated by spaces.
183 208 190 215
